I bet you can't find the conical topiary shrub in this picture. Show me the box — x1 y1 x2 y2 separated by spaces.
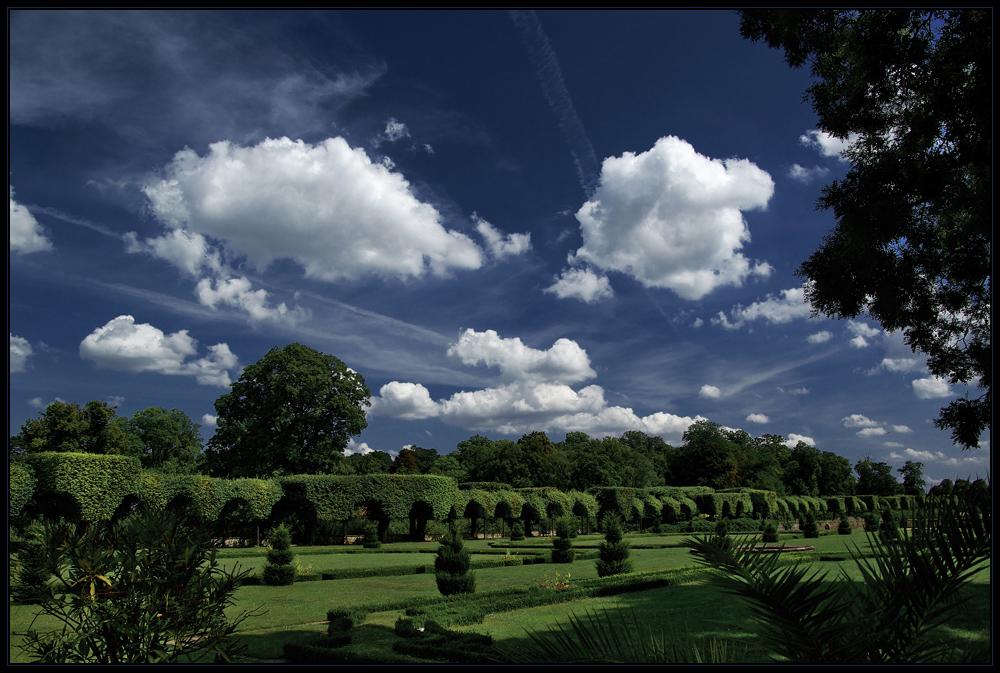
435 520 475 596
838 517 852 535
596 513 632 578
761 520 779 543
361 519 381 549
262 524 297 585
510 521 525 541
802 512 820 539
551 516 575 564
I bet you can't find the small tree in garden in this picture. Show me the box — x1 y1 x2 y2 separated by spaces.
761 520 779 543
879 508 900 544
838 517 853 535
435 520 475 596
510 521 525 541
596 513 632 578
551 516 575 564
801 512 820 539
361 519 381 549
263 524 297 586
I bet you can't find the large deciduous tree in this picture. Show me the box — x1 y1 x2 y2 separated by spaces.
205 343 370 478
126 407 203 474
740 9 990 448
10 400 132 456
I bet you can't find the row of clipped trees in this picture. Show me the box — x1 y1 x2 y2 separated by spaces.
11 452 947 544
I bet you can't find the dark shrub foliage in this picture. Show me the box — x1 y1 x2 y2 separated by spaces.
596 513 632 578
435 520 475 596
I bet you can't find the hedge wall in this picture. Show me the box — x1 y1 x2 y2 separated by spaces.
9 460 36 519
24 452 143 521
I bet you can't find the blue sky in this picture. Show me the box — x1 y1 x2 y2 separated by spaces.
9 10 988 484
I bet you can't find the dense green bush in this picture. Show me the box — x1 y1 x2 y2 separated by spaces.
596 513 632 578
262 524 297 586
12 507 257 663
361 519 382 549
801 512 820 539
510 521 525 541
838 517 852 535
878 508 900 544
551 516 575 564
761 520 779 543
435 520 475 596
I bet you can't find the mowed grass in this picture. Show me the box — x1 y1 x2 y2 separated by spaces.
9 531 991 663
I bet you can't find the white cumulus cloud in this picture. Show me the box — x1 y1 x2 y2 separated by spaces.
800 129 857 161
447 329 596 384
713 287 812 330
807 331 833 344
544 267 614 303
10 186 53 254
699 384 722 399
142 136 483 282
842 413 882 428
912 375 951 399
79 315 239 387
787 164 829 183
785 433 816 448
371 327 702 442
473 214 531 259
10 334 33 373
570 136 774 300
746 413 770 424
847 320 881 348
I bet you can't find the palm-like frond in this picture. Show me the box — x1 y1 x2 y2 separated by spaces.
686 490 990 664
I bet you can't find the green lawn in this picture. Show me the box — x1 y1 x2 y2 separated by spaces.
9 531 990 664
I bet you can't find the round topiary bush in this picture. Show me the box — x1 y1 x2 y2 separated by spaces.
510 521 525 541
838 517 852 535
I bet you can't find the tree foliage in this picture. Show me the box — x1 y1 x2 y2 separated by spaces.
435 520 475 596
13 507 258 663
10 400 132 456
206 343 370 477
739 9 991 448
688 488 990 662
596 513 632 578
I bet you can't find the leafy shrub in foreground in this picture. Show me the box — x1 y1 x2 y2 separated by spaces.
12 507 258 663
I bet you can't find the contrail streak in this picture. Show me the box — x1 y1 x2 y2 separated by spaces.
510 10 601 197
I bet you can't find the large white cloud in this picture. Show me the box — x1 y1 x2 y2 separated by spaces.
544 267 613 303
714 287 812 330
10 186 53 254
372 328 701 442
912 375 951 399
569 136 774 300
79 315 238 387
447 329 596 384
10 334 33 373
142 137 484 282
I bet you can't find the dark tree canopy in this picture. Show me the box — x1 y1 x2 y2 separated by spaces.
205 343 370 478
126 407 203 474
740 9 991 448
10 400 132 456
